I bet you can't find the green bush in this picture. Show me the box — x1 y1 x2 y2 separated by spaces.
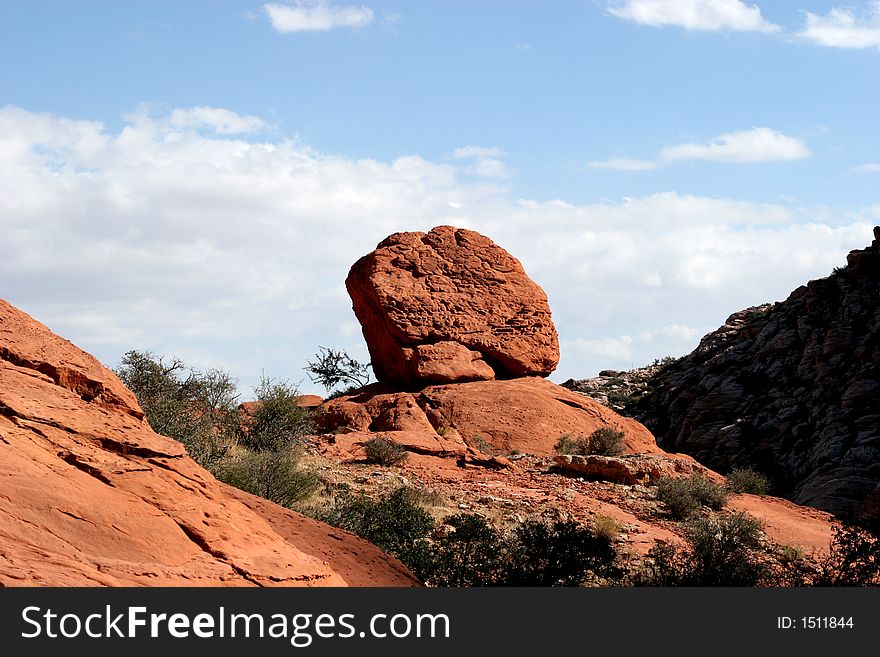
410 516 620 587
320 487 434 560
656 474 728 519
506 519 618 586
633 511 767 586
726 467 770 495
554 434 586 455
554 428 625 457
238 375 313 451
363 437 408 466
414 514 506 587
217 447 319 507
587 428 625 456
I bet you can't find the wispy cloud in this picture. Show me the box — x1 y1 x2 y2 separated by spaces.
450 146 505 159
449 145 508 178
263 1 374 33
168 107 267 134
659 127 810 163
606 0 780 33
587 157 658 171
799 1 880 49
851 163 880 173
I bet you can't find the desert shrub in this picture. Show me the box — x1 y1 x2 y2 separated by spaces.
320 487 434 560
411 516 620 587
633 511 767 586
656 474 728 519
217 448 319 507
507 520 619 586
593 515 622 543
237 375 313 452
555 428 625 457
587 428 625 456
554 434 586 455
413 514 506 587
812 525 880 587
363 436 408 466
726 467 770 495
305 346 372 395
116 350 238 469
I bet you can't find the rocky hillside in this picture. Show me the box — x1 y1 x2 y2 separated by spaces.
631 228 880 526
0 299 417 586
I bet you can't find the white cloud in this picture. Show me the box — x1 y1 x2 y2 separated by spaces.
450 145 505 159
587 157 658 171
0 105 871 394
851 162 880 173
449 145 509 178
799 1 880 49
168 107 267 134
607 0 780 33
263 1 374 33
659 127 810 163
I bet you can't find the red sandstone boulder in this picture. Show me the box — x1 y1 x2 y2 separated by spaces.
346 226 559 385
0 299 417 587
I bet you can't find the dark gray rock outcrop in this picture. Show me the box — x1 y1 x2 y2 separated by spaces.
632 228 880 524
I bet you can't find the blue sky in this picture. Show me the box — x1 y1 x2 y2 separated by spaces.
2 1 879 396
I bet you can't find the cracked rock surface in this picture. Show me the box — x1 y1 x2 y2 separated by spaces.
346 226 559 385
0 299 417 587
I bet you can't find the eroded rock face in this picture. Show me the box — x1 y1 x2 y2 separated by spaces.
553 453 719 486
633 229 880 525
0 299 417 587
316 377 660 458
346 226 559 385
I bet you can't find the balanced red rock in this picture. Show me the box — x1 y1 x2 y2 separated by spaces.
0 299 416 587
346 226 559 385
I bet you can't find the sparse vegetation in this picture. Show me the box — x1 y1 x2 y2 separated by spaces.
315 487 621 587
363 436 408 466
633 511 768 586
217 447 319 507
305 346 372 396
656 474 728 519
554 427 625 457
118 351 318 506
812 524 880 586
726 467 771 495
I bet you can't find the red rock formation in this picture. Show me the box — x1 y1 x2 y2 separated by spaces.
316 377 660 459
0 299 417 587
346 226 559 385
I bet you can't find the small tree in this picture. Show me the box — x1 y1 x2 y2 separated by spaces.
116 350 238 468
305 346 372 395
